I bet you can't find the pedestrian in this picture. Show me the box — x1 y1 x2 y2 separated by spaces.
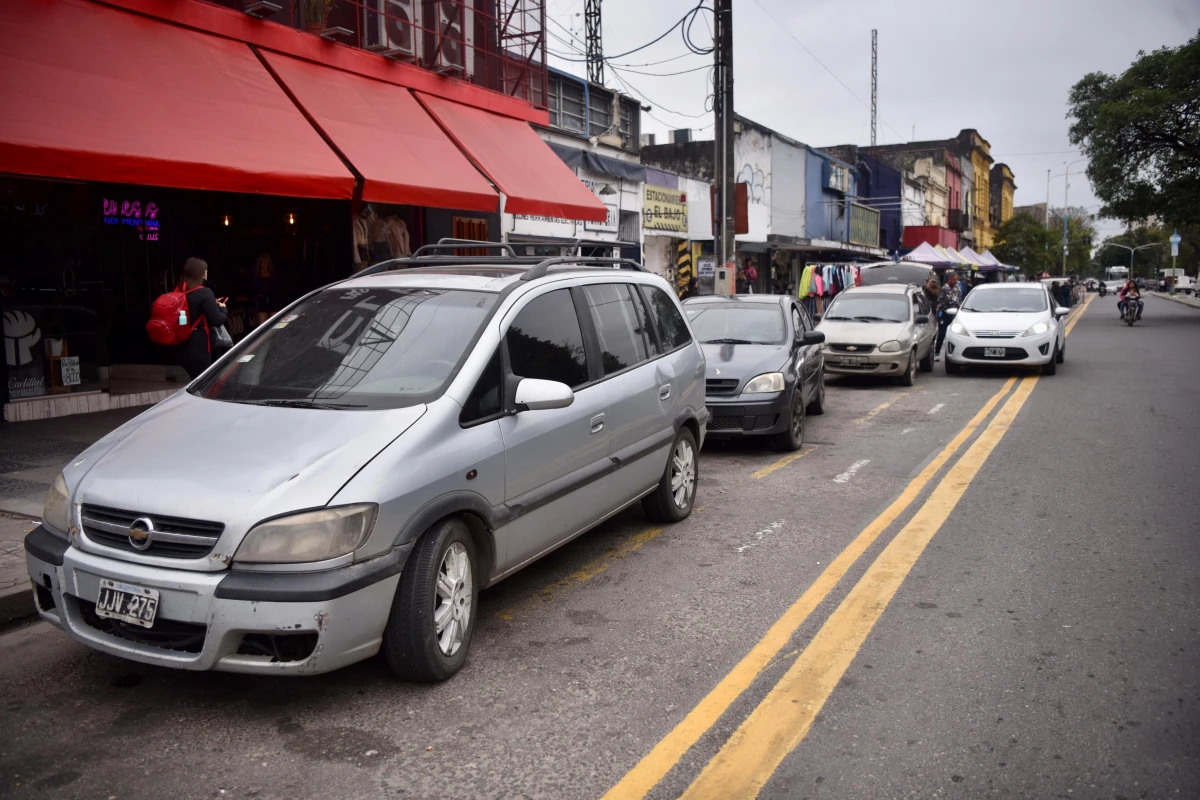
1051 280 1063 308
680 276 698 300
735 268 749 294
924 276 940 308
934 271 962 362
177 257 227 380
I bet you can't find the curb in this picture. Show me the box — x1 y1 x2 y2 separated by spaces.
0 584 36 628
1147 291 1200 309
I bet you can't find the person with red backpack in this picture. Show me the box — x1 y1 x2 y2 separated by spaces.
146 257 226 379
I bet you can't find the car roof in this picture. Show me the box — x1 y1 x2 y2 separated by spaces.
682 294 791 305
836 284 914 295
333 263 663 294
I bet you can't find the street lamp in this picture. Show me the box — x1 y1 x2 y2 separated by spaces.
1104 241 1161 284
1060 159 1087 277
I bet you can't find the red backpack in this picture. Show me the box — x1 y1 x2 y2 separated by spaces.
146 284 206 347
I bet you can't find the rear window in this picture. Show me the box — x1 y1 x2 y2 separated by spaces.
191 287 496 410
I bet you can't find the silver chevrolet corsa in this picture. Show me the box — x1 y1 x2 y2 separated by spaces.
25 251 707 679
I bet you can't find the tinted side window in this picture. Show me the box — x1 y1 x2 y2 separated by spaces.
507 290 590 389
631 287 661 356
797 304 815 331
460 347 503 425
791 306 807 333
644 286 692 349
583 283 649 375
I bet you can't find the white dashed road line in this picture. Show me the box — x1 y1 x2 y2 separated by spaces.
833 460 870 484
736 521 787 554
901 427 915 435
928 403 945 415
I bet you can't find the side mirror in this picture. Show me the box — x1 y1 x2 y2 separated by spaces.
514 378 574 411
915 315 930 325
801 330 825 345
943 307 958 317
1054 307 1070 318
811 314 822 324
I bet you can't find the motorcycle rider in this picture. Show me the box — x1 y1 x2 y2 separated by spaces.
1118 279 1143 320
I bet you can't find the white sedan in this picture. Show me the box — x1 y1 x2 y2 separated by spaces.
944 283 1070 375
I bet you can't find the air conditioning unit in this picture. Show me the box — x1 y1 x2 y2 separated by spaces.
425 0 474 78
672 128 692 144
364 0 421 61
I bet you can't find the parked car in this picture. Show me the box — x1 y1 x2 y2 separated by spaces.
815 284 936 386
25 249 707 679
682 294 825 451
943 282 1069 375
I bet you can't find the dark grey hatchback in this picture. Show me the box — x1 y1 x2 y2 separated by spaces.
683 294 826 451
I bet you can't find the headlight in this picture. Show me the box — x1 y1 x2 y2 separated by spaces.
878 340 903 353
42 472 71 535
743 372 785 393
1022 321 1050 337
235 504 378 564
949 322 966 335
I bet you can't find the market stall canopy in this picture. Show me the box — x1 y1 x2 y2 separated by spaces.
859 262 935 287
261 52 499 212
418 93 609 222
980 250 1019 272
936 246 971 268
904 241 954 266
958 247 989 269
0 0 355 198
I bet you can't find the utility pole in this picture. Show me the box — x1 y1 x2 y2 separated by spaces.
870 29 878 146
713 0 735 277
584 0 603 85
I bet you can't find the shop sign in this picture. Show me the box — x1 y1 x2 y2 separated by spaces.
60 356 81 386
643 185 688 232
3 307 46 399
102 199 162 241
583 203 619 233
697 256 716 278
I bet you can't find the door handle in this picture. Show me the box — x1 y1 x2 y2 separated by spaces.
659 384 671 400
590 413 606 434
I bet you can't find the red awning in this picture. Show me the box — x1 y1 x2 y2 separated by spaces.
0 0 354 198
261 52 499 212
417 93 609 222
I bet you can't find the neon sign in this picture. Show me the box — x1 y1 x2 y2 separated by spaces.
102 199 161 241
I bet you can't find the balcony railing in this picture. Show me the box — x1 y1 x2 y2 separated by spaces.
849 202 880 247
947 208 970 232
203 0 548 109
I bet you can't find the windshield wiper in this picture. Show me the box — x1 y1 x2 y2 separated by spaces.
702 338 758 345
822 315 853 321
852 316 896 323
242 399 367 409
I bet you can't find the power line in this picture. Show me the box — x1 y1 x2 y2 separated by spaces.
748 0 906 143
549 1 713 63
608 66 710 119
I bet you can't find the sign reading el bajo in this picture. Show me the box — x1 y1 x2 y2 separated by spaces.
643 185 687 232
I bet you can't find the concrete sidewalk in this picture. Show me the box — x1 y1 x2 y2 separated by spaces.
0 407 142 625
1147 290 1200 309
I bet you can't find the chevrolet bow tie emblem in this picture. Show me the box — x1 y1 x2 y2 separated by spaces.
846 346 858 351
128 517 155 551
713 368 721 375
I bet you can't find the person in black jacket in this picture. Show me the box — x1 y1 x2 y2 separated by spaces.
178 257 227 380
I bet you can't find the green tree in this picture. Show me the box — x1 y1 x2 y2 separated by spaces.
1097 224 1200 280
992 213 1056 274
1046 207 1098 276
1067 33 1200 229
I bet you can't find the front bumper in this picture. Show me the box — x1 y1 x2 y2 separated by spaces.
944 330 1054 366
822 349 910 376
704 392 791 437
25 526 407 675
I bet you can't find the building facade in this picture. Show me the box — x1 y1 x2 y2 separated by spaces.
989 163 1017 239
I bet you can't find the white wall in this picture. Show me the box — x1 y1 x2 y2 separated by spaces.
685 176 713 241
642 234 676 281
734 126 772 242
769 134 807 239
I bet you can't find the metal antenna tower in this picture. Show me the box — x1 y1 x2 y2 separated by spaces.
585 0 603 84
870 29 877 145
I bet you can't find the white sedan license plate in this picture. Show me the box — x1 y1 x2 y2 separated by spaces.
95 579 159 628
983 347 1007 358
837 356 867 365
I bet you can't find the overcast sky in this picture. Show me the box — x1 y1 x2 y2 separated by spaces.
545 0 1200 244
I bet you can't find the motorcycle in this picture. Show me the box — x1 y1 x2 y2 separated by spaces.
1123 296 1141 326
1098 284 1107 298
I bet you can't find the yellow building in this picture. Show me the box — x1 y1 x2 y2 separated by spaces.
962 130 994 249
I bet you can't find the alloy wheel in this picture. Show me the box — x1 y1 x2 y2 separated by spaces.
434 542 473 656
670 438 696 509
791 394 804 441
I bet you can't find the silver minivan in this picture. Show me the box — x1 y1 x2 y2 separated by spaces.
25 250 707 679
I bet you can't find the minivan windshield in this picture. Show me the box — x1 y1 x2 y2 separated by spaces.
823 294 911 323
685 304 786 344
191 287 496 410
961 287 1048 313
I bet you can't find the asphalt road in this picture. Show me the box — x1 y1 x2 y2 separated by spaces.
1 294 1196 800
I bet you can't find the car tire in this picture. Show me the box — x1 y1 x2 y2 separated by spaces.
806 367 826 415
772 390 806 452
1043 346 1058 375
945 358 962 375
897 351 916 387
382 517 478 682
643 427 698 523
918 346 934 373
1056 341 1065 363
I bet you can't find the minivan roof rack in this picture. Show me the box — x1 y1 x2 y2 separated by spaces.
411 239 518 258
520 257 648 282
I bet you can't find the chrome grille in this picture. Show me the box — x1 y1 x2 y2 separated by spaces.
706 378 740 396
828 343 876 354
972 330 1020 339
81 504 223 559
